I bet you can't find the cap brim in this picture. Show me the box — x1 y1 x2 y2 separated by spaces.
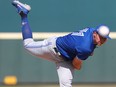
106 36 111 39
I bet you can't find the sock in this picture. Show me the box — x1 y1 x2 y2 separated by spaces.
20 13 33 40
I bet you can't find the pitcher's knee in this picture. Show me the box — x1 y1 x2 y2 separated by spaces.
23 38 34 52
23 38 34 47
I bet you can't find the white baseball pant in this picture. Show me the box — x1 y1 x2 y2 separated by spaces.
23 37 75 87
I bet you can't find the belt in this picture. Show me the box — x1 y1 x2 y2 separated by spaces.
53 47 61 56
53 47 68 61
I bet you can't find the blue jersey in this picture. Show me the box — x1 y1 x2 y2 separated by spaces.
56 28 97 60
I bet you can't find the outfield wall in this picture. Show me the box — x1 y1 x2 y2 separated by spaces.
0 39 116 83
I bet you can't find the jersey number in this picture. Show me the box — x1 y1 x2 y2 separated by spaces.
71 28 88 36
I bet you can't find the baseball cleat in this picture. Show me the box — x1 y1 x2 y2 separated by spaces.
12 0 31 15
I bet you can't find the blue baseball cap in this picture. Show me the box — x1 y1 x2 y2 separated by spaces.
96 25 111 39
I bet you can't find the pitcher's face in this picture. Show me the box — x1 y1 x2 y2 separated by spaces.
93 32 107 46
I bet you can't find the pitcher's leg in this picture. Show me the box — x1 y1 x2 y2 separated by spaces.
12 0 33 40
56 61 75 87
21 15 33 40
12 1 54 61
23 39 52 59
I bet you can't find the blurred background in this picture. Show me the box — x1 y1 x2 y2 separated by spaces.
0 0 116 87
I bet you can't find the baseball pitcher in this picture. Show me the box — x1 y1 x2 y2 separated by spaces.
12 0 111 87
